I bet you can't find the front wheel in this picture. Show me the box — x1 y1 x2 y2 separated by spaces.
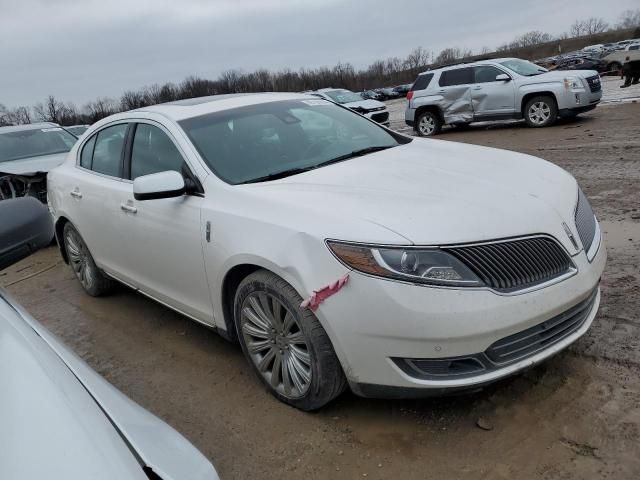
234 270 347 410
524 96 558 128
415 111 442 136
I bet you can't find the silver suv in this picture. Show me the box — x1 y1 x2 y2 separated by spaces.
405 58 603 136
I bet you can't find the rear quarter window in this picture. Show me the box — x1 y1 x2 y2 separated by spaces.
410 73 434 91
438 68 474 87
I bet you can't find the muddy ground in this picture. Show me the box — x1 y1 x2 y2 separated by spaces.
3 102 640 479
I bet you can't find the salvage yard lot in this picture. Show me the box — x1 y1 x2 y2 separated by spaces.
3 102 640 479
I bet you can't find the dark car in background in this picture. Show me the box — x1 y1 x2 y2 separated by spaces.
554 56 608 73
374 87 401 100
392 84 412 97
360 90 383 100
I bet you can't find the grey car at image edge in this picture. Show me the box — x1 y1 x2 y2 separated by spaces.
0 198 219 480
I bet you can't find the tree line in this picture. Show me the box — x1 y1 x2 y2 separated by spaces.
1 10 639 127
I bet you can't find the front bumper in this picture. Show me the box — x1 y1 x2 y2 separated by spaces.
316 233 606 397
364 110 390 125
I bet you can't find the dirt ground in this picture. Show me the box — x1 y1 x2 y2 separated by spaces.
3 102 640 480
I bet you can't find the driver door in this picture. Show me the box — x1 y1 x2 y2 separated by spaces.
471 65 516 116
116 121 213 324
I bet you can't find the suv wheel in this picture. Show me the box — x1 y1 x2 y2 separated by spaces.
234 270 347 410
416 111 442 136
63 223 115 296
524 96 557 128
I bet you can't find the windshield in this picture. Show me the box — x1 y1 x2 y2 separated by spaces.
0 127 77 163
499 59 548 76
323 89 365 104
179 99 401 184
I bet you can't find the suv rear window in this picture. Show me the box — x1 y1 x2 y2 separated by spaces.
411 73 434 91
438 68 473 87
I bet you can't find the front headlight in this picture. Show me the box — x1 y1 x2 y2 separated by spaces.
326 241 484 287
564 76 584 90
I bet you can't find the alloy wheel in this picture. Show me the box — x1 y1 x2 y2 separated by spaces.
418 114 436 135
528 101 551 125
240 292 312 399
65 229 95 290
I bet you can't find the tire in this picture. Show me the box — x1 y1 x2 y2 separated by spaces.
523 95 558 128
415 110 442 137
63 223 115 296
234 270 347 410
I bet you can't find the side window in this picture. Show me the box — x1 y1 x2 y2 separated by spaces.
130 124 185 180
438 68 474 87
79 134 96 169
411 73 434 91
91 124 127 177
474 66 507 83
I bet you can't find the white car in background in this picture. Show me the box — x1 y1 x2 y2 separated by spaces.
48 93 605 410
312 88 390 125
0 198 219 480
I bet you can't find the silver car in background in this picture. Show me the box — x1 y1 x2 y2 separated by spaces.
405 58 602 136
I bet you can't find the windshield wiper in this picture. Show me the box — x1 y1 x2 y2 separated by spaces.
240 145 396 184
317 145 396 166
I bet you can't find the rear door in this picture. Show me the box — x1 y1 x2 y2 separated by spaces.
64 122 133 275
471 65 516 116
117 121 213 323
436 67 474 123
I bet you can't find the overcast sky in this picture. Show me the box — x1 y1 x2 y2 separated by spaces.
1 0 637 108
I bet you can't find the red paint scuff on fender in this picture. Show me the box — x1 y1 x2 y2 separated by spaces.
300 274 349 311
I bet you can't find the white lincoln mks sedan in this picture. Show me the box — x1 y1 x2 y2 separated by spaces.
48 93 606 410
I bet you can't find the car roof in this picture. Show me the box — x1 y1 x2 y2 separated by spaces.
418 57 516 75
133 92 320 121
0 122 59 133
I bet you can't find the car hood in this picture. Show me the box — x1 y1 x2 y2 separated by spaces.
342 98 386 110
0 152 68 175
523 69 598 82
0 290 218 480
241 139 581 253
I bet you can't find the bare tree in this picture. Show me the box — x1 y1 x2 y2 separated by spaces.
571 17 609 36
616 9 640 29
34 95 67 123
404 47 430 74
84 97 117 123
435 47 463 64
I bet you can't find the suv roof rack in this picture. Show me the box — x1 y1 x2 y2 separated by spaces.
426 57 494 71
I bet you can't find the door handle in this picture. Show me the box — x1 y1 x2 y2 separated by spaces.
437 90 446 94
473 86 482 90
120 203 137 214
70 190 82 199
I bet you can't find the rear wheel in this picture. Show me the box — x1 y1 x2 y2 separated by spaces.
63 223 115 296
524 96 557 128
416 110 442 136
234 270 346 410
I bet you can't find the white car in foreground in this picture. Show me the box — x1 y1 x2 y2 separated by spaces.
48 93 605 410
0 198 219 480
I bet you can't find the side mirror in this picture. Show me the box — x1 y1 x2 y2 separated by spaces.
133 170 186 201
0 198 54 270
495 73 511 81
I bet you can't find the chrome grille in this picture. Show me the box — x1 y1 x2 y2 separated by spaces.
575 188 597 253
444 237 574 292
486 287 598 364
586 75 601 93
